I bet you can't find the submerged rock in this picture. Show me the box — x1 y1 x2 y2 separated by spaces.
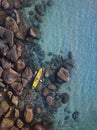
35 3 46 16
24 104 33 123
57 67 70 82
72 111 79 120
61 93 69 104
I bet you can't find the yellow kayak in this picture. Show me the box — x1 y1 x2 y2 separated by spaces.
32 68 43 89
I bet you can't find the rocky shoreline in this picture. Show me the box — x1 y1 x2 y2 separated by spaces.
0 0 74 130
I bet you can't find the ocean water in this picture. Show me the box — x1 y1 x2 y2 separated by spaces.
38 0 97 130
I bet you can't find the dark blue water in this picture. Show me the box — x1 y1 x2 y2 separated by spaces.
38 0 97 130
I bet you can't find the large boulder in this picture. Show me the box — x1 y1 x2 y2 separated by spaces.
1 0 10 9
57 67 70 82
24 105 33 123
2 68 20 84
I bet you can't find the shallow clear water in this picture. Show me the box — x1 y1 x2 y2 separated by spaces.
38 0 97 130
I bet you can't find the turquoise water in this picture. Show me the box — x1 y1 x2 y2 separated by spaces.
38 0 97 130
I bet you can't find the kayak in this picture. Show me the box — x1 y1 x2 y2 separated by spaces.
32 68 43 89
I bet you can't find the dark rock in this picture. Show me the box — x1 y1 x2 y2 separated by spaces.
2 68 20 84
72 111 79 120
24 104 33 123
11 82 23 95
64 115 69 120
1 57 11 69
5 16 18 33
0 11 7 26
29 10 34 15
47 0 53 6
22 67 33 81
61 93 69 104
16 58 25 71
35 3 46 16
36 82 43 91
0 26 14 47
35 13 42 23
68 51 72 59
7 45 18 62
57 67 70 82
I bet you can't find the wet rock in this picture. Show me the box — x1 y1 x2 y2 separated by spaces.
16 119 24 129
5 107 12 117
24 104 33 123
16 58 25 71
61 93 69 104
1 100 9 112
0 26 14 47
29 27 40 39
54 95 61 108
68 51 72 59
35 3 46 16
3 68 20 84
43 88 50 97
34 123 45 130
22 78 28 88
1 118 14 128
0 11 7 26
10 126 18 130
57 67 70 82
5 16 18 33
2 0 10 9
47 84 57 91
64 115 69 120
14 108 20 118
11 82 23 95
0 66 3 77
72 111 79 120
22 67 33 81
35 13 42 23
7 45 18 62
1 57 11 69
46 95 54 106
11 95 18 106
